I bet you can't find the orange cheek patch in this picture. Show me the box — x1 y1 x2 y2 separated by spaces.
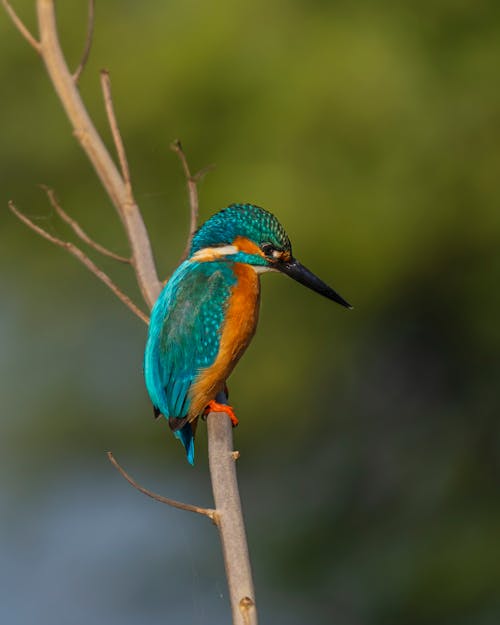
233 236 265 257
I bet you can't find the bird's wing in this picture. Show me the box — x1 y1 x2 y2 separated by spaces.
144 261 235 420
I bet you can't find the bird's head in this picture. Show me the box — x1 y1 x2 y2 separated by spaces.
189 203 351 308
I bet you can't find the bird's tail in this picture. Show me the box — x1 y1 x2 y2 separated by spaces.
170 417 196 465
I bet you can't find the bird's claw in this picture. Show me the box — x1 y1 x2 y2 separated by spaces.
204 400 239 427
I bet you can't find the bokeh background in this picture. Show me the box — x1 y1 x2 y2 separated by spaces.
1 1 499 624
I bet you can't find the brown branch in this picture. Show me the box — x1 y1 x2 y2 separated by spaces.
171 139 214 263
36 0 161 307
100 70 133 200
107 452 217 520
41 185 131 263
171 140 198 254
72 0 95 83
9 201 149 324
208 412 258 625
2 0 41 53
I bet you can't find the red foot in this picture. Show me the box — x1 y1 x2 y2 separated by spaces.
204 400 239 427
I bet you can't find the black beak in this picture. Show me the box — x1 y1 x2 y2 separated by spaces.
277 258 352 309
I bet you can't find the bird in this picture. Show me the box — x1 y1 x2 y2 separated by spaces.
144 203 351 464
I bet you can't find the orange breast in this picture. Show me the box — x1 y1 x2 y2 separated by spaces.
188 263 261 419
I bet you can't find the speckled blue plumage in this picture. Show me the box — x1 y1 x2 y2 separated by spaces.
191 203 291 257
144 260 237 464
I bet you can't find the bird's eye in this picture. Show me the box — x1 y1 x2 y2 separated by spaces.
261 243 274 256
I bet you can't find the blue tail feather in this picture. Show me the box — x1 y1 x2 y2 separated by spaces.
174 423 195 465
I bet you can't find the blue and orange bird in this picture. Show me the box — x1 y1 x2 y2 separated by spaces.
144 203 351 464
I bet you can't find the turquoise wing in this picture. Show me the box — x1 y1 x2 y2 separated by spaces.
144 260 236 462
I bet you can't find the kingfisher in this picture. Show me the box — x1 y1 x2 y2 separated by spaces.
144 203 351 464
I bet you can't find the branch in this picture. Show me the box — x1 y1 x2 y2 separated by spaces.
9 201 149 324
41 185 131 263
100 70 133 199
107 452 217 520
35 0 161 307
207 412 258 625
72 0 95 83
171 139 214 263
2 0 41 53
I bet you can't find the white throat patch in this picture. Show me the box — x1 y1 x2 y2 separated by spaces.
252 265 276 274
190 245 239 262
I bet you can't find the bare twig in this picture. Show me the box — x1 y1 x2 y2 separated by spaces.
107 452 217 520
2 0 41 53
171 139 198 253
171 139 214 263
9 201 149 324
40 185 130 263
35 0 161 307
72 0 95 83
100 70 133 200
192 163 216 183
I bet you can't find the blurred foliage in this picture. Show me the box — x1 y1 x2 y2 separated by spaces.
1 1 499 624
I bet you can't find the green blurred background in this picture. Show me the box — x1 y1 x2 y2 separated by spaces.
1 1 499 624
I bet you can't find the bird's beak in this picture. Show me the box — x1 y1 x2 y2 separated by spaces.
277 258 352 308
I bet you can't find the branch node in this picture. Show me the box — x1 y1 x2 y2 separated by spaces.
72 127 85 141
231 451 240 461
170 138 182 152
239 596 256 625
211 511 221 527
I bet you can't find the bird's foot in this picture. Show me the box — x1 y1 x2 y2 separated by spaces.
204 400 239 427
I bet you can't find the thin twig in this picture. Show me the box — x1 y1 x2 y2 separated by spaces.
9 201 149 324
171 139 214 263
2 0 41 53
72 0 95 83
192 163 216 183
107 452 217 520
41 185 131 263
100 70 133 200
